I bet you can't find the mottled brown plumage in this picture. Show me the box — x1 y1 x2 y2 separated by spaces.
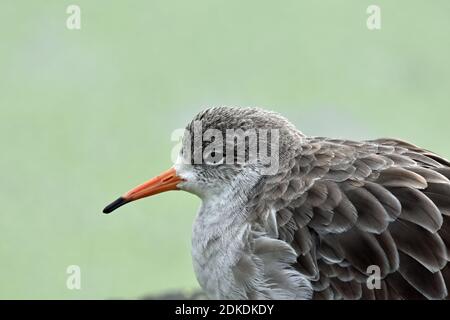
105 106 450 300
251 136 450 299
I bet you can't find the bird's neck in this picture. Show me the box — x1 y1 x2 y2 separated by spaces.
191 185 312 299
191 184 252 299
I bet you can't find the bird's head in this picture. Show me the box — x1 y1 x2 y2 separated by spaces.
103 106 304 213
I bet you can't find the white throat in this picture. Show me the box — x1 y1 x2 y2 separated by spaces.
190 176 312 300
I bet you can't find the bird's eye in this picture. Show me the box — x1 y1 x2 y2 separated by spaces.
204 150 225 166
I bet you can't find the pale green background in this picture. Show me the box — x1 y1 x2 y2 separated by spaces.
0 1 449 299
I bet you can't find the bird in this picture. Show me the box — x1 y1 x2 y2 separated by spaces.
103 106 450 300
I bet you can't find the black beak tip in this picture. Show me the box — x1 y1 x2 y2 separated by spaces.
103 197 129 214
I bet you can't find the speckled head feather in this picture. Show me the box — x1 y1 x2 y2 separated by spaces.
181 106 305 167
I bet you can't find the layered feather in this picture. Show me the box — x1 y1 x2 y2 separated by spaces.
266 137 450 299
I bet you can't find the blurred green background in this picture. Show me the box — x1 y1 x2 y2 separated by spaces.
0 0 449 299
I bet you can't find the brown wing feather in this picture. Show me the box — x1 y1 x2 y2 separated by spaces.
274 137 450 300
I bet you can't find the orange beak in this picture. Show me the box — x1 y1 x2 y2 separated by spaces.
103 167 182 214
